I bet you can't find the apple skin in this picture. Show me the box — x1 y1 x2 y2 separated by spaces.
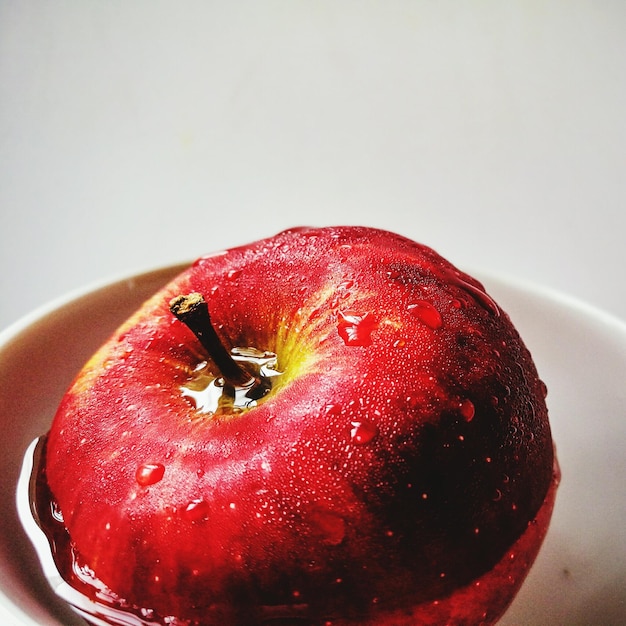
44 226 557 625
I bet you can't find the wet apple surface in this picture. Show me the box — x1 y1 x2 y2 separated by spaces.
27 226 558 625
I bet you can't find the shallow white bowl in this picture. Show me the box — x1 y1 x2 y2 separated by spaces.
1 265 625 625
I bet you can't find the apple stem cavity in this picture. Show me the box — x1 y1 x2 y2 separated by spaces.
169 293 257 389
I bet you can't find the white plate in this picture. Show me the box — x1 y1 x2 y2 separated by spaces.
0 265 624 625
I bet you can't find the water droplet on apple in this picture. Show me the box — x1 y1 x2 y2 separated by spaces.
458 398 475 422
338 244 352 261
438 267 500 316
183 498 209 522
350 419 378 444
226 269 242 280
337 311 378 346
135 463 165 486
323 403 343 416
386 269 401 280
407 301 443 330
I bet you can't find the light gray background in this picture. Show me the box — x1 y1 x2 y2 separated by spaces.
1 2 625 332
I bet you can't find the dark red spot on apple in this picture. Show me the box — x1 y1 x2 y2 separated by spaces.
407 300 443 330
309 507 346 545
135 463 165 486
337 311 378 346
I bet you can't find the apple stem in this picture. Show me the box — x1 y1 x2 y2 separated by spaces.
169 293 256 389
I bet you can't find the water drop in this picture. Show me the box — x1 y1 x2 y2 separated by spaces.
407 301 443 330
386 269 401 280
458 398 475 422
136 463 165 486
350 419 378 444
226 269 242 280
337 311 378 347
438 267 500 316
183 499 209 522
323 403 342 416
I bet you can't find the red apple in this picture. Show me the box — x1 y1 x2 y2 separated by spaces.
40 226 557 625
